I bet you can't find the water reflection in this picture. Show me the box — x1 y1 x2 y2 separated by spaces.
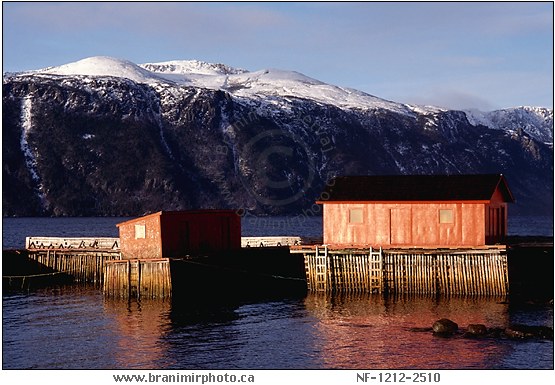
3 287 552 370
304 293 514 369
102 298 172 369
161 299 319 369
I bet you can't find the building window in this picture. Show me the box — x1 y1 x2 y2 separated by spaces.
349 208 363 224
135 224 146 239
439 209 453 224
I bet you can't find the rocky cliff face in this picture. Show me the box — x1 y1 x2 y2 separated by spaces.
2 58 553 217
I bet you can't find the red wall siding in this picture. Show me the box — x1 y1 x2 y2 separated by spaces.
462 204 485 245
160 211 241 256
118 213 163 259
117 211 241 259
323 202 488 247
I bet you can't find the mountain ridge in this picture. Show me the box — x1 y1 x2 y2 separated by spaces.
3 56 553 217
10 56 552 143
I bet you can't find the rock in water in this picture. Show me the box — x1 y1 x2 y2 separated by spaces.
432 318 459 335
465 324 488 337
504 325 554 340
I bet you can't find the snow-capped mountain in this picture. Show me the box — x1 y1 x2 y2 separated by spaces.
465 107 553 145
19 56 438 113
17 56 552 138
3 56 553 217
31 56 167 84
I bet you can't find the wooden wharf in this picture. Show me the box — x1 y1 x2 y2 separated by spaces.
18 237 172 298
27 249 121 284
292 245 509 296
13 236 312 298
23 237 122 285
11 236 515 298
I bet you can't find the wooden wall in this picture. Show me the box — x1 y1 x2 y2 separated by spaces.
117 211 241 259
103 259 171 299
323 202 487 247
160 211 241 256
117 213 163 259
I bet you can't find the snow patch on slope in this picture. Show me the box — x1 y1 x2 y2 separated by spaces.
141 60 248 76
20 97 39 181
20 96 47 206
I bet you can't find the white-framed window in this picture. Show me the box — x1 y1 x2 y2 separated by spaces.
134 224 146 239
439 209 453 224
349 208 364 224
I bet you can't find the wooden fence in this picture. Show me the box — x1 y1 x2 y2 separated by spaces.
298 246 508 296
103 259 172 299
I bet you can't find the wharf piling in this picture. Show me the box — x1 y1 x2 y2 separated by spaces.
27 249 121 284
103 259 172 299
11 237 123 288
294 245 509 296
21 237 172 298
11 236 308 299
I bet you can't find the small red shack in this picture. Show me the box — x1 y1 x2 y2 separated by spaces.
116 210 241 259
318 174 514 247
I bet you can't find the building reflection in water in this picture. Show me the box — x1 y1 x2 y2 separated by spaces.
303 293 512 369
102 298 172 369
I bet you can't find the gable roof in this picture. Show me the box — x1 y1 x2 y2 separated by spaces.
318 174 515 203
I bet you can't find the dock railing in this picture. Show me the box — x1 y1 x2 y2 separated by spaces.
240 236 322 248
26 237 120 250
21 237 122 285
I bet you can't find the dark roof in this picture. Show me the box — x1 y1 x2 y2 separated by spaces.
116 210 239 226
318 174 515 203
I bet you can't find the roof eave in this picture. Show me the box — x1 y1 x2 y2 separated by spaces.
495 174 516 203
316 200 492 204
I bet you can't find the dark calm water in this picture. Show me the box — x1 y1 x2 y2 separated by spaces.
2 216 553 370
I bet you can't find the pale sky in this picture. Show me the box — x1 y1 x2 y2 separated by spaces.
2 1 553 111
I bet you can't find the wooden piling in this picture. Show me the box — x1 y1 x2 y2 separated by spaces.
103 258 171 299
296 246 508 296
26 250 121 285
